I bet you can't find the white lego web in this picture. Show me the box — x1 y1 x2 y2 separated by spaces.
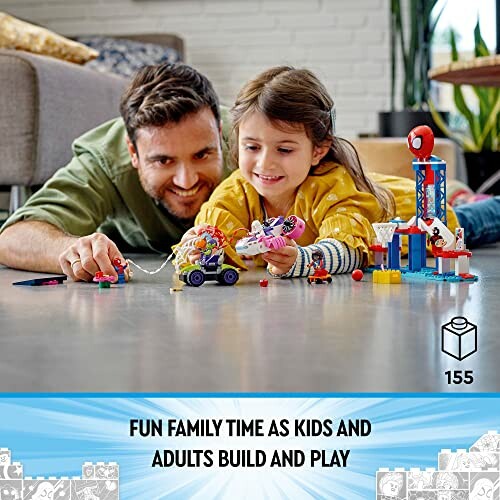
376 431 500 499
372 223 396 248
0 449 119 499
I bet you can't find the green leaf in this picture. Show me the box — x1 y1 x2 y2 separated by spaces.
450 29 459 61
475 94 500 151
429 2 445 38
428 99 479 152
453 85 479 144
474 20 490 58
390 1 445 110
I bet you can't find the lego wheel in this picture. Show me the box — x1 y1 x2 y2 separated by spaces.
186 269 205 287
326 277 332 283
315 278 323 284
218 268 239 286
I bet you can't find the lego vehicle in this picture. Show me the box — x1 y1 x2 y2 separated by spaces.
175 225 240 287
307 268 332 285
179 257 239 287
235 215 305 256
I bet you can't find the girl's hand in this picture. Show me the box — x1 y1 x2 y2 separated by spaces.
187 249 201 264
261 238 298 276
180 223 208 244
179 224 208 264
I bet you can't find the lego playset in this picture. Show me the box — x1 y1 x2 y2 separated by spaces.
368 126 478 284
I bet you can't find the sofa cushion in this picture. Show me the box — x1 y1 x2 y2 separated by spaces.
0 12 98 64
75 36 182 78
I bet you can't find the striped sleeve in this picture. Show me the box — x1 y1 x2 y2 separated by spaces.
268 238 363 278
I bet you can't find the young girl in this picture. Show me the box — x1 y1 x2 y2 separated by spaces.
184 66 499 277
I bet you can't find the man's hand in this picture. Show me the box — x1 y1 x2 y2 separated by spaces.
261 238 298 276
59 233 127 282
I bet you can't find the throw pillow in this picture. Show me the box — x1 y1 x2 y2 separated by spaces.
75 36 181 78
0 12 98 64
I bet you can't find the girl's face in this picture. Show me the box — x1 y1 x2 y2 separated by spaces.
238 111 328 204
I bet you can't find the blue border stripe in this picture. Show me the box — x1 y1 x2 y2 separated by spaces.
0 392 498 398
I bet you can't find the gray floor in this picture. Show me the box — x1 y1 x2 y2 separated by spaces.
0 244 499 393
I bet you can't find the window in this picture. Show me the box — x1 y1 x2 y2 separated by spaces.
430 0 497 123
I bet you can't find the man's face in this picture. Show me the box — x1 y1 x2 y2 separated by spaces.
127 107 223 222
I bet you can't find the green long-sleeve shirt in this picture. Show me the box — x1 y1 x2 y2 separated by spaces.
1 111 232 253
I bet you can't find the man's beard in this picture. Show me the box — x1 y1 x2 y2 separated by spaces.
157 193 206 224
139 174 214 224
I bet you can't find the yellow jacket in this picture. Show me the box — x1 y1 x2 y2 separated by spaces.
195 163 459 269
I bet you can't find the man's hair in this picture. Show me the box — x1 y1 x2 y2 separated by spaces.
120 62 220 147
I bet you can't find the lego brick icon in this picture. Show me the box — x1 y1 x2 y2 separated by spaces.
376 468 407 499
407 469 469 499
408 492 438 499
408 468 437 491
470 471 499 500
433 471 469 496
0 463 23 479
0 449 11 466
441 316 477 361
0 479 22 499
82 462 119 481
23 478 70 499
438 449 499 471
95 463 118 480
82 463 95 479
71 478 119 500
470 432 500 452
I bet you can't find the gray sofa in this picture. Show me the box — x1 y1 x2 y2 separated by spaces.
0 34 183 212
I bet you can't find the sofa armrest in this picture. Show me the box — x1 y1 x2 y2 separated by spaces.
0 49 128 186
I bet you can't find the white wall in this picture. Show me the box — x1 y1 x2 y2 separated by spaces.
0 0 391 138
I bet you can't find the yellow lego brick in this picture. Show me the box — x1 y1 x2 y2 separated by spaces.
373 269 401 284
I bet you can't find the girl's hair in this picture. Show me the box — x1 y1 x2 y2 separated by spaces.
230 66 395 220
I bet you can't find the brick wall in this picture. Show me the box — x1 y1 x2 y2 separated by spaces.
0 0 391 138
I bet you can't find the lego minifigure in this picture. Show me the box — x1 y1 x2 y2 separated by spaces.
112 257 128 284
306 250 332 284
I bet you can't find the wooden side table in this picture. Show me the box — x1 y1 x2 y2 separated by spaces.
428 54 500 86
428 55 500 193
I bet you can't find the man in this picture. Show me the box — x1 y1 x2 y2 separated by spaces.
0 63 229 281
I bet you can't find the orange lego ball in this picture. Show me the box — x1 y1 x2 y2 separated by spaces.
351 269 364 281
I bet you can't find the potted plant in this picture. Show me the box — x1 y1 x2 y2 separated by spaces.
429 21 500 193
379 0 446 137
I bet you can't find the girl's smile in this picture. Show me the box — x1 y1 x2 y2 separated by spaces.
238 111 328 214
254 173 285 185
